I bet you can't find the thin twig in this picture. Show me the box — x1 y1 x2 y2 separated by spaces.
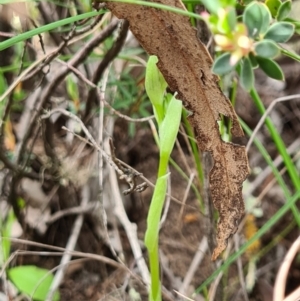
180 236 208 298
41 108 121 173
234 234 250 301
177 173 195 224
62 125 186 207
0 238 125 279
106 139 150 286
245 137 300 199
15 20 119 164
45 185 90 301
45 203 96 225
56 59 155 123
246 94 300 152
84 20 129 120
274 235 300 301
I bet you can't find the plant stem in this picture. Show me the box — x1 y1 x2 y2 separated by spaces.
148 242 161 301
280 47 300 62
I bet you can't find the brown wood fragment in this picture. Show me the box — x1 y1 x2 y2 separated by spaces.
103 0 250 260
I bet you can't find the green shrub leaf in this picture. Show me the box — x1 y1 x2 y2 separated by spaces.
254 40 280 58
8 266 60 301
264 22 295 42
212 52 236 75
266 0 282 18
240 57 254 91
249 52 259 68
277 0 292 21
256 56 284 80
243 2 271 37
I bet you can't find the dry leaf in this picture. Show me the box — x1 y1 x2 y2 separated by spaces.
104 0 250 260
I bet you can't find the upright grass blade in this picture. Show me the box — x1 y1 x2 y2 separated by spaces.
249 87 300 226
0 11 105 51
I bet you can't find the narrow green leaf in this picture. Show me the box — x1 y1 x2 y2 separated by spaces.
8 266 60 301
0 11 104 51
1 211 15 263
240 57 254 91
145 55 167 124
265 0 282 18
254 40 280 58
277 0 292 21
212 52 236 75
256 56 284 80
144 174 169 250
264 22 295 42
159 96 182 160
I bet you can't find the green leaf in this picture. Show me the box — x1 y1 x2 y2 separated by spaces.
277 0 292 21
256 56 284 80
220 0 236 6
200 0 221 14
243 2 271 37
240 57 254 91
144 174 169 250
212 52 236 75
265 0 282 18
254 40 280 58
249 52 259 68
0 11 104 51
217 7 237 34
145 55 167 125
264 22 295 42
1 210 15 263
284 18 300 34
159 95 182 161
8 266 60 301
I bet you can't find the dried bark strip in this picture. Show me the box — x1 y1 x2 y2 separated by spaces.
103 0 250 260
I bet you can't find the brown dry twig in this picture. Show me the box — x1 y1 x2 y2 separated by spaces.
41 108 147 195
56 59 155 123
109 139 148 195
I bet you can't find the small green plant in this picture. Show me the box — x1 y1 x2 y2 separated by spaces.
200 0 298 91
144 55 182 301
1 211 60 301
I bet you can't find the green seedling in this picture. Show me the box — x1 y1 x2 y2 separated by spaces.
144 55 182 301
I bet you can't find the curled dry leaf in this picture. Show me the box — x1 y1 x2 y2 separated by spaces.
103 0 250 260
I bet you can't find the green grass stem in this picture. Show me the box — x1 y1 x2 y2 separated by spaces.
249 88 300 226
241 120 300 227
